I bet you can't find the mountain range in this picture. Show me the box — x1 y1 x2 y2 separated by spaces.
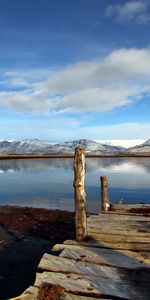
0 138 149 155
125 139 150 154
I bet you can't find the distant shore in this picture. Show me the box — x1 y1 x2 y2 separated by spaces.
0 152 150 159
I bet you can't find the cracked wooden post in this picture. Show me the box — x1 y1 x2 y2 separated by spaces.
100 176 110 212
73 147 87 241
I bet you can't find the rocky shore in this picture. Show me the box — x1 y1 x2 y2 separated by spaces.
0 205 75 299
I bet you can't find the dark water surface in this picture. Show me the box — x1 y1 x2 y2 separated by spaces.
0 157 149 213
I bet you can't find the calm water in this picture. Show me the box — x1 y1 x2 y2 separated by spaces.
0 157 149 213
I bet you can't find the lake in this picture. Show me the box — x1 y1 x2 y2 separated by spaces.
0 157 149 213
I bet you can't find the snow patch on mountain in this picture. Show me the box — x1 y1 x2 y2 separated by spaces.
50 139 124 154
0 139 53 154
126 139 150 153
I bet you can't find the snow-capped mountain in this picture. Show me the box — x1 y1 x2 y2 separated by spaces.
0 139 124 154
0 138 149 155
96 139 145 148
126 139 150 153
0 139 52 154
51 139 124 154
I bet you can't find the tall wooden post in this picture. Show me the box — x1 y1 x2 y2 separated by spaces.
73 147 87 241
100 176 110 212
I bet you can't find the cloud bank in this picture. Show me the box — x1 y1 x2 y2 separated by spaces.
105 0 150 24
0 117 150 141
0 47 150 114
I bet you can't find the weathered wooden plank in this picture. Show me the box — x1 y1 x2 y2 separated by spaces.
87 221 150 229
53 244 150 263
35 272 104 298
113 204 150 208
87 219 150 227
87 226 150 236
87 218 149 224
87 213 149 225
88 228 150 236
87 232 150 244
87 222 149 228
63 239 150 251
64 239 106 248
87 227 150 236
88 214 150 221
87 225 150 232
87 219 150 225
95 242 150 251
57 245 150 269
35 271 150 300
38 253 121 280
110 204 150 212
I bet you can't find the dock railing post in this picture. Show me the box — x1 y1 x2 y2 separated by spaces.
73 147 87 241
100 176 110 212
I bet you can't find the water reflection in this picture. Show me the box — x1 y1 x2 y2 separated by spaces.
0 158 73 173
0 157 149 213
0 157 150 173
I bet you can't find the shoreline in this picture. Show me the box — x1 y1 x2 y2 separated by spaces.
0 153 150 159
0 205 75 300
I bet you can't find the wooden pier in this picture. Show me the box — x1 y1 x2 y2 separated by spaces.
12 211 150 300
11 148 150 300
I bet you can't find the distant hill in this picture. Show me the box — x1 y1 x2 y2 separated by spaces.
96 139 145 148
125 139 150 154
0 139 124 154
51 139 124 154
0 138 149 155
0 139 52 154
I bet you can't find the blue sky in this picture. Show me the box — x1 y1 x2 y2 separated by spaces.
0 0 150 142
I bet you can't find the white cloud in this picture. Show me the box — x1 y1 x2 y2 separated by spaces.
0 48 150 114
0 111 149 141
105 1 150 24
37 47 150 113
0 91 54 113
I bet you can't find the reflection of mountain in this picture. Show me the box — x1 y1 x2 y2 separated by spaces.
0 158 73 173
86 157 150 173
0 157 150 174
126 157 150 173
0 139 124 154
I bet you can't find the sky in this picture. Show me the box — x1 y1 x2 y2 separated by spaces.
0 0 150 142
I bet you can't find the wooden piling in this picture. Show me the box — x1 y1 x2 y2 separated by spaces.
73 147 87 241
100 176 110 212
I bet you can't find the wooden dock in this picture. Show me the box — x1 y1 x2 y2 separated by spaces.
12 210 150 300
11 148 150 300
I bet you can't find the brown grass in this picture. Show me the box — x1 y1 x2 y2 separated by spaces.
0 152 150 159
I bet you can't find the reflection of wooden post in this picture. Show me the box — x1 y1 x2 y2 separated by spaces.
73 147 87 241
100 176 110 212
